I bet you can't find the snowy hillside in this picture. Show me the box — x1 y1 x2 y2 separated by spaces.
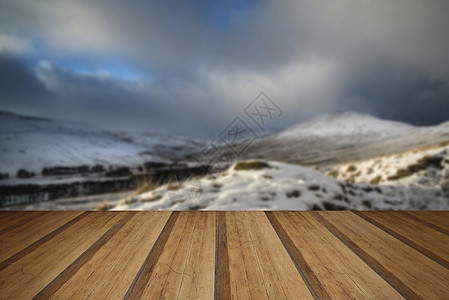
2 110 448 210
113 160 448 211
238 112 449 166
323 143 449 189
0 111 204 177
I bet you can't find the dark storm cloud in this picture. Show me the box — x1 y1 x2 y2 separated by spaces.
0 0 448 135
0 53 51 115
345 65 449 126
0 56 226 135
0 54 46 96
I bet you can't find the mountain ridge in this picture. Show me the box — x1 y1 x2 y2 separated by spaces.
235 111 449 166
275 111 416 140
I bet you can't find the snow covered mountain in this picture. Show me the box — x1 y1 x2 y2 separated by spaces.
114 112 449 211
276 112 415 140
0 110 204 177
238 112 449 166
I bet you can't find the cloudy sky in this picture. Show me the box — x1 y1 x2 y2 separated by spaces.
0 0 448 137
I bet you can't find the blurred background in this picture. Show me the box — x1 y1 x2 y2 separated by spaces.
1 0 448 210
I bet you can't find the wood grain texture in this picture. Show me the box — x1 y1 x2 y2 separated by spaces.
0 211 88 272
313 211 449 299
138 212 216 300
177 212 216 300
266 211 330 300
226 211 267 299
123 211 180 300
230 212 313 299
0 212 126 299
33 212 135 299
356 211 449 269
0 211 73 261
0 211 448 299
404 211 449 235
139 212 197 299
47 212 157 299
275 212 403 299
0 212 47 232
85 211 171 300
215 211 230 300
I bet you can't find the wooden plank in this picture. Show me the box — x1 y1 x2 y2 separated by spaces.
0 212 88 272
177 212 216 300
214 211 230 300
275 212 403 299
356 211 449 268
47 212 164 299
243 212 314 299
0 211 447 299
0 212 22 228
313 211 449 299
0 211 51 236
404 211 449 235
266 212 331 299
33 212 135 299
0 211 43 230
123 212 179 299
86 212 171 300
0 212 126 299
140 212 198 299
227 211 267 299
0 211 84 262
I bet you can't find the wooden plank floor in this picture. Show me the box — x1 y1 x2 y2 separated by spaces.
0 211 448 299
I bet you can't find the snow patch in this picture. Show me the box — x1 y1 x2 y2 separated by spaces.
114 160 449 211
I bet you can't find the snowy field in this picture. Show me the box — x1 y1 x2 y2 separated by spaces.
114 146 449 211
